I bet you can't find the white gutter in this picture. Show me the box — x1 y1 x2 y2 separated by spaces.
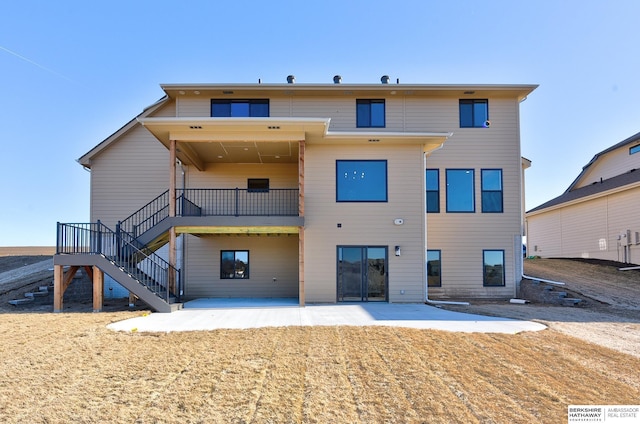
422 148 470 306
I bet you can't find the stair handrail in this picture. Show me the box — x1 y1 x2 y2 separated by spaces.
119 190 170 238
56 222 181 303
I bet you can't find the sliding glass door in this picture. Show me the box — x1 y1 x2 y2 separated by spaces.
337 246 387 302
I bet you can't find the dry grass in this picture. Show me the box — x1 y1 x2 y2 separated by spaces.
1 312 638 423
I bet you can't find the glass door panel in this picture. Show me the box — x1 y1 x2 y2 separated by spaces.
366 247 387 301
338 247 363 301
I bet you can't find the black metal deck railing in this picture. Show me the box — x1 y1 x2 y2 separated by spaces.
56 222 181 303
119 188 299 238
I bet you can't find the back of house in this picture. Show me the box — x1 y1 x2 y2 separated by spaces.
54 77 536 311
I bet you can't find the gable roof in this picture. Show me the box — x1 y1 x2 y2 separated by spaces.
565 131 640 192
527 168 640 214
77 96 169 168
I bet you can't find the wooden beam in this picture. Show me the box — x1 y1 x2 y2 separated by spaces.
92 266 104 313
299 227 305 307
169 139 177 218
169 226 177 294
53 265 64 313
298 140 305 307
63 266 79 292
83 265 93 281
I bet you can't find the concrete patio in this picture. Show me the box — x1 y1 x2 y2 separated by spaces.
107 298 547 333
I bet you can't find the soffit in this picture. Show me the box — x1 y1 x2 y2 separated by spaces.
161 83 537 102
138 117 451 170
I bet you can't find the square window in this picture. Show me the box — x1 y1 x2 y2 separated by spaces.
459 99 489 128
483 250 505 286
481 169 503 213
221 250 249 279
248 178 269 193
211 100 269 117
426 169 440 213
336 160 387 202
427 250 441 287
356 99 385 128
446 169 475 212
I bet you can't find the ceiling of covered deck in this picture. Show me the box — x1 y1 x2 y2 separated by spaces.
138 117 452 171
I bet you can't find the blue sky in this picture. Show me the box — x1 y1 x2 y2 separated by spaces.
1 0 639 246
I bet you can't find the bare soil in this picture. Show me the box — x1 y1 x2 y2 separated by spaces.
0 256 639 422
441 258 640 358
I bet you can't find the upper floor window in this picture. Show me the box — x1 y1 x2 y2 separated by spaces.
426 169 440 213
220 250 249 279
336 160 387 202
630 144 640 155
483 250 505 286
356 99 385 128
211 99 269 117
481 169 503 213
459 99 489 128
446 169 475 212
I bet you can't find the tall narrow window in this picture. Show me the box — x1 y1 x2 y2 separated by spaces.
426 169 440 213
483 250 505 286
211 100 269 117
336 160 387 202
220 250 249 279
356 99 385 128
459 99 489 128
426 250 441 287
446 169 475 212
481 169 503 213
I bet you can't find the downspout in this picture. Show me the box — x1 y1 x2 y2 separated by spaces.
422 149 470 306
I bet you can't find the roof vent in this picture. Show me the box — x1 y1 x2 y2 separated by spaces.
333 75 342 84
381 75 390 84
287 75 295 84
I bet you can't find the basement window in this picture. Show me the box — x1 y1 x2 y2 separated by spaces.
221 250 249 279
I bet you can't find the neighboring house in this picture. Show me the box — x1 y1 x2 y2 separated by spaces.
53 77 536 312
526 131 640 264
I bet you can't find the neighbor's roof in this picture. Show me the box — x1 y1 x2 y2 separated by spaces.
565 131 640 192
527 168 640 214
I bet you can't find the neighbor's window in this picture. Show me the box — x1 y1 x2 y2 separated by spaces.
483 250 505 286
248 178 269 193
336 160 387 202
426 169 440 213
427 250 441 287
630 144 640 155
481 169 503 213
459 99 489 128
446 169 475 212
211 99 269 117
220 250 249 279
356 99 385 128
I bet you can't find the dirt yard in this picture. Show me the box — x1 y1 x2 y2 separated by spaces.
0 256 638 423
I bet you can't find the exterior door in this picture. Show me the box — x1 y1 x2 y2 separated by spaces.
337 246 388 301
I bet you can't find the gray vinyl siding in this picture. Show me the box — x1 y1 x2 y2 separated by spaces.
89 125 169 228
527 186 640 264
303 143 427 303
183 234 299 299
425 99 522 298
575 147 640 188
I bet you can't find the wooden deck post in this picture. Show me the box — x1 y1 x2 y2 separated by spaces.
168 139 177 295
92 266 104 313
53 265 64 313
298 140 305 307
